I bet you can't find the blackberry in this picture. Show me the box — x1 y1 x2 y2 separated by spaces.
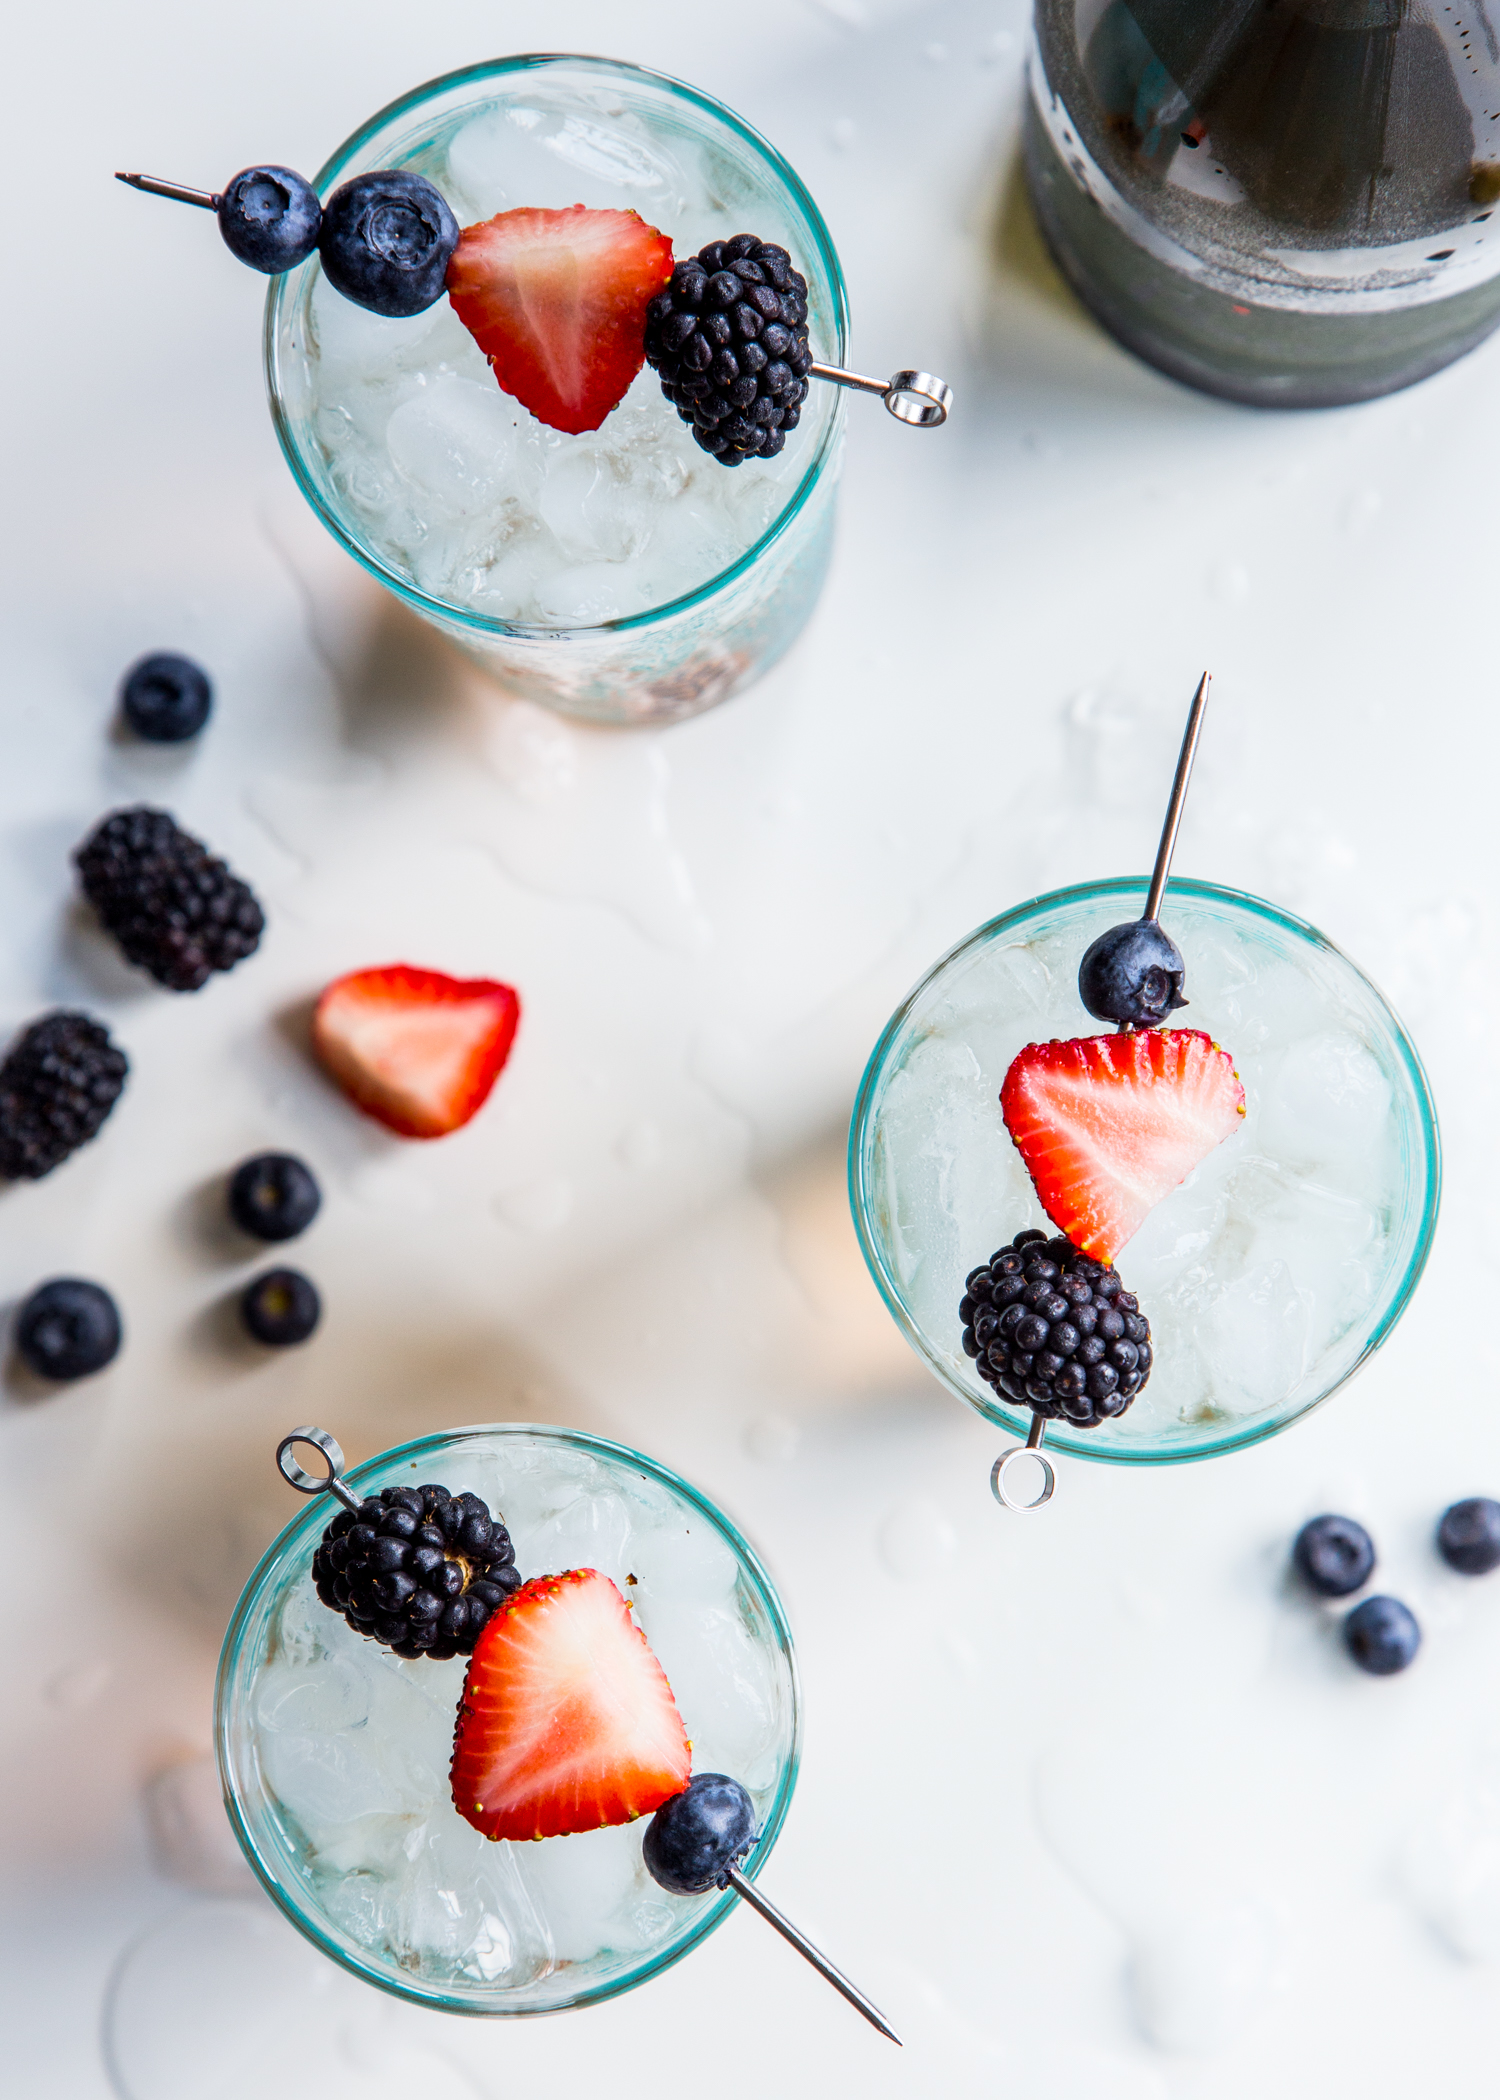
959 1228 1152 1426
643 234 813 467
0 1010 128 1180
312 1482 523 1659
74 806 264 991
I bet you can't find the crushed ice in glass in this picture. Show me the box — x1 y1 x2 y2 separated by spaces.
867 898 1417 1444
291 86 835 626
243 1436 788 1997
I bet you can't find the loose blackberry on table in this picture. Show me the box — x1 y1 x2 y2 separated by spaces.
0 1010 128 1180
74 806 264 992
643 234 814 466
313 1483 522 1660
960 1228 1153 1427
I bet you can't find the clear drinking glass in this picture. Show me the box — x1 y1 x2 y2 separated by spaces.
1026 1 1500 406
266 55 848 725
849 879 1440 1466
217 1423 801 2013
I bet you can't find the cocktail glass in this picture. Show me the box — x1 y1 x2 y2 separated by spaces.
265 54 848 726
850 878 1440 1475
217 1423 800 2012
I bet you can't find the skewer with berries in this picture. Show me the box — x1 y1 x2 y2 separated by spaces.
118 163 950 457
968 675 1247 1511
278 1428 900 2041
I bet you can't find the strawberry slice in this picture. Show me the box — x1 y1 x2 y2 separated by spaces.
451 1568 691 1842
1000 1028 1245 1263
446 206 674 435
311 964 519 1140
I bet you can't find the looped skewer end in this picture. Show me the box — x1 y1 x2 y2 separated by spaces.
990 1413 1057 1513
276 1425 363 1514
807 361 951 427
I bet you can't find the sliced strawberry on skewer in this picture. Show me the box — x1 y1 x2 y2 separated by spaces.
446 205 674 435
1000 1027 1245 1264
312 964 520 1139
451 1568 691 1841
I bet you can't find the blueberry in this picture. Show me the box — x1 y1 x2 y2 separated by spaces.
119 653 213 742
318 170 458 317
14 1278 122 1380
240 1267 320 1346
218 166 322 274
227 1152 321 1242
1436 1497 1500 1575
1293 1513 1375 1598
1078 918 1188 1028
643 1773 757 1894
1343 1595 1421 1675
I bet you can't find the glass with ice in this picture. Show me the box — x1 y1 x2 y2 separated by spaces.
265 55 848 724
217 1424 799 2011
850 878 1440 1466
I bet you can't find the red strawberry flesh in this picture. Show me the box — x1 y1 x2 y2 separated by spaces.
1000 1028 1245 1263
312 964 519 1140
446 206 674 435
451 1568 691 1842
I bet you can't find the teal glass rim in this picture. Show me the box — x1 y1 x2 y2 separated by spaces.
262 52 850 642
215 1421 802 2015
848 876 1443 1467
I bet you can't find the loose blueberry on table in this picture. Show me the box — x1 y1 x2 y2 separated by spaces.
119 651 213 742
1343 1594 1421 1675
13 1278 122 1380
1436 1496 1500 1575
228 1152 321 1242
1293 1514 1376 1598
240 1267 321 1347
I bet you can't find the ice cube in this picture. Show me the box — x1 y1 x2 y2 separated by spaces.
531 558 627 627
1257 1031 1394 1181
386 375 519 519
536 449 649 563
511 1818 663 1962
1201 1260 1313 1412
311 271 441 376
638 1597 779 1786
512 1487 635 1587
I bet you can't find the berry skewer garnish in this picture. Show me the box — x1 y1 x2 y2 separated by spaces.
277 1426 523 1659
972 674 1245 1511
118 171 950 455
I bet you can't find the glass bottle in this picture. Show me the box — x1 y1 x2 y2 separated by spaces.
1025 0 1500 405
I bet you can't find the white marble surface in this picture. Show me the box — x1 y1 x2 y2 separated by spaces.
5 1 1499 2093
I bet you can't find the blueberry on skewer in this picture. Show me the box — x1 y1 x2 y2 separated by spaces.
1078 671 1210 1029
644 1773 901 2044
116 167 322 273
318 170 459 317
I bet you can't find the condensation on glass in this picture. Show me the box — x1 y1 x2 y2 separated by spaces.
1026 0 1500 404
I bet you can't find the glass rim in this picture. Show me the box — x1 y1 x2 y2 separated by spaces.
215 1419 803 2014
847 875 1443 1467
263 50 851 642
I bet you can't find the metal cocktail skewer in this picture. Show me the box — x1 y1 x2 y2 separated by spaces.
116 173 952 430
276 1427 901 2043
1144 670 1212 924
725 1866 901 2043
990 672 1213 1513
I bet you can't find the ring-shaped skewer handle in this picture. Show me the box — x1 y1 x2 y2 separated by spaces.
807 361 952 427
276 1425 363 1513
990 1415 1057 1513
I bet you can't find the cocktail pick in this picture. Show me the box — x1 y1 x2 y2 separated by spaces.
1077 672 1212 1028
643 1773 901 2044
116 172 951 427
276 1424 362 1510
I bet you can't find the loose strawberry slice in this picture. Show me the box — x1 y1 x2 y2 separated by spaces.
312 964 519 1140
446 205 674 435
451 1568 691 1842
1000 1028 1245 1263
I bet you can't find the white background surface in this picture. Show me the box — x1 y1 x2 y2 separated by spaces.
4 1 1499 2094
